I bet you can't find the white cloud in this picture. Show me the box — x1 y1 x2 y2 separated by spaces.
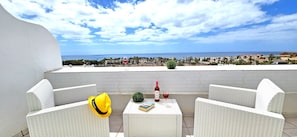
191 13 297 43
1 0 296 47
89 0 270 42
272 13 297 23
95 26 127 39
1 0 97 43
1 0 45 16
248 0 279 5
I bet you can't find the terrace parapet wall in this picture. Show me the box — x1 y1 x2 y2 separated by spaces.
45 65 297 117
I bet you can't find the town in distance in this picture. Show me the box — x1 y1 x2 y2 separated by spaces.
62 52 297 67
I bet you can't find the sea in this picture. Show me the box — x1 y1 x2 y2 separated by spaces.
61 52 281 61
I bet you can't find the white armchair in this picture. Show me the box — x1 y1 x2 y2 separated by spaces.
194 79 285 137
26 79 110 137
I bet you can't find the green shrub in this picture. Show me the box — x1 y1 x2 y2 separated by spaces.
132 92 144 102
166 60 176 69
63 60 84 65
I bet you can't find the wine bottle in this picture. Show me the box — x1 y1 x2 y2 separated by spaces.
154 81 160 102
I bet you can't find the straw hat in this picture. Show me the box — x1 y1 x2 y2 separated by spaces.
88 93 112 118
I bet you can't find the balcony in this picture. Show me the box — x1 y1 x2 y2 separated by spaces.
43 65 297 137
1 4 297 137
16 65 297 137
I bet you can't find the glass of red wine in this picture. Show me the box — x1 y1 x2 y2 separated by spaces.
123 57 128 66
163 91 169 102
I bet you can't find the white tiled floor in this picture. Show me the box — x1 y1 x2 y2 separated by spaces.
109 114 123 137
109 114 297 137
283 118 297 137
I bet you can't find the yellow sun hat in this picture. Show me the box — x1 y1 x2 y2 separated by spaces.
88 92 112 118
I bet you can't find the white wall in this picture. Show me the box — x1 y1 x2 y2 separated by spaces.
0 5 62 137
45 65 297 116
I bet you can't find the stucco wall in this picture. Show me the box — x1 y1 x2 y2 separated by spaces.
0 5 62 137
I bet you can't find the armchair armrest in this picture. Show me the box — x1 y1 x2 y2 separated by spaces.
194 98 284 137
209 84 257 107
53 84 97 106
26 101 110 137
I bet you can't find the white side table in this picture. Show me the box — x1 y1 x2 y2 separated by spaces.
123 99 182 137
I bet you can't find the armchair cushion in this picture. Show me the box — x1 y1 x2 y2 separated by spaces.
26 79 55 112
255 79 285 113
209 84 256 108
53 84 97 106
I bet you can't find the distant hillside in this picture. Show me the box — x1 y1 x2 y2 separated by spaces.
280 52 297 56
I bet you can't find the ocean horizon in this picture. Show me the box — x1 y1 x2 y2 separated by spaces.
61 52 281 61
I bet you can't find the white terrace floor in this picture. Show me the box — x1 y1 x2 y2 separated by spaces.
22 114 297 137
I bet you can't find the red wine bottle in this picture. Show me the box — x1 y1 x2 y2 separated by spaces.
154 81 160 102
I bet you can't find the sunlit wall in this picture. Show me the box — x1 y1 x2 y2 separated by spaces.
0 5 62 136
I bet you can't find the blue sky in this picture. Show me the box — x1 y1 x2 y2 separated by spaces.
1 0 297 55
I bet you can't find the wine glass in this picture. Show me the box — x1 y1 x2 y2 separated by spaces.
123 56 128 65
163 91 169 102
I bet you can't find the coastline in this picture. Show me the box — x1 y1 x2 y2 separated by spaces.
61 52 297 66
61 51 281 61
